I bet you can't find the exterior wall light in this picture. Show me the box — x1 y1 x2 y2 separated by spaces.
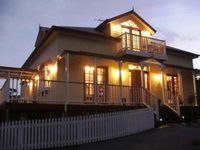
34 75 40 80
153 74 162 82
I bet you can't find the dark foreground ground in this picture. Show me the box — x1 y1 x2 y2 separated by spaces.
59 121 200 150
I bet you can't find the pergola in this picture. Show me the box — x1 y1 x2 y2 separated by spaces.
0 66 37 80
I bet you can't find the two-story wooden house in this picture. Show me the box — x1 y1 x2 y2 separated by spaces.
0 10 199 121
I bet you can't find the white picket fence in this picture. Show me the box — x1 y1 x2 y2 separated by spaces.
0 108 154 150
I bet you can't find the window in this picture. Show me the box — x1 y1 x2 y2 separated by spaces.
167 75 179 95
97 68 106 84
85 66 94 101
121 26 141 51
97 67 107 103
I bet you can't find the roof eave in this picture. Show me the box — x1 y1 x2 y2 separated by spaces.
166 46 199 59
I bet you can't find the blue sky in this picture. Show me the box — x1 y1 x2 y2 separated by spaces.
0 0 200 68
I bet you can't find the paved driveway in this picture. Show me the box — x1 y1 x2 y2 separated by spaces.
60 122 200 150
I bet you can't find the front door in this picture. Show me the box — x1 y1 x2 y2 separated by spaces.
129 69 150 104
129 70 142 104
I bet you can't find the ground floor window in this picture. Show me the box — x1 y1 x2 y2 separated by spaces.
84 66 94 102
166 75 179 95
84 66 108 103
166 74 179 104
97 67 108 103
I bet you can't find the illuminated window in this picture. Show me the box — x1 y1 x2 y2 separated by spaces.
85 66 94 84
167 75 179 101
122 28 131 49
121 24 141 51
121 20 139 28
97 67 107 103
97 67 107 84
132 29 140 50
85 66 94 101
128 64 148 71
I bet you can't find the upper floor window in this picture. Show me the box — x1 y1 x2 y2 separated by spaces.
121 20 139 28
110 20 151 37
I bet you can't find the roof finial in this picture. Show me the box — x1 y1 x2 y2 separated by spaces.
132 6 135 12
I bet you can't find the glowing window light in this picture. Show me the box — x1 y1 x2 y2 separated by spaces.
111 24 122 36
85 66 94 73
121 20 139 28
142 31 151 37
128 64 148 71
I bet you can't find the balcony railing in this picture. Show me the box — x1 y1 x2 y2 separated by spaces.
118 33 166 58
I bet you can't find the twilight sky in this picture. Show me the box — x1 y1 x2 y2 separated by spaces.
0 0 200 68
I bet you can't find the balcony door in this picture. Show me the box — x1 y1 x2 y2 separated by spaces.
122 26 141 51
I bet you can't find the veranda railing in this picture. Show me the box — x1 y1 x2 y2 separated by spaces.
0 78 66 104
0 79 159 118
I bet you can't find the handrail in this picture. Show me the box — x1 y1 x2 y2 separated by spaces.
141 87 159 120
164 90 180 116
120 33 166 43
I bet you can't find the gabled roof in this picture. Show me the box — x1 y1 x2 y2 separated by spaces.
22 26 118 68
96 10 156 33
35 26 50 47
53 26 108 37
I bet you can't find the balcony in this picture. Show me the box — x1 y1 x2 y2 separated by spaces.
118 33 167 60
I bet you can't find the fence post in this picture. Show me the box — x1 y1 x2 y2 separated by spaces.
18 120 24 149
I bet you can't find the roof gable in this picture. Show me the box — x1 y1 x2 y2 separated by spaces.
96 10 156 34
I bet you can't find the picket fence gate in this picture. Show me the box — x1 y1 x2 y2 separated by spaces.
0 108 154 150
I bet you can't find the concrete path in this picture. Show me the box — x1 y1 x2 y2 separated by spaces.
60 122 200 150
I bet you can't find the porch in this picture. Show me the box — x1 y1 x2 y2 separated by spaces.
0 53 198 121
0 78 156 107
